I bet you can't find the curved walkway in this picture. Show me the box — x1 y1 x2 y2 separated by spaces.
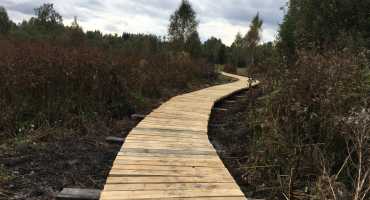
100 72 258 200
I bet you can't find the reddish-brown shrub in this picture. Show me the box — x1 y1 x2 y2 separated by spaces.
0 38 214 136
223 64 237 74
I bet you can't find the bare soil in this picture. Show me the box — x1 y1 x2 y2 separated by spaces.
0 75 232 200
208 86 266 198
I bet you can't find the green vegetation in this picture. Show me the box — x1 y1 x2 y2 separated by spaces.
0 6 11 34
237 0 370 199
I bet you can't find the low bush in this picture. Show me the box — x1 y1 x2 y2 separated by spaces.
0 38 215 137
243 49 370 199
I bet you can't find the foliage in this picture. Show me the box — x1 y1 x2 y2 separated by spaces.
247 42 280 79
185 31 202 57
245 13 263 50
168 0 199 51
228 13 264 69
230 32 246 68
278 0 370 63
239 0 370 198
203 37 227 64
244 50 370 199
0 6 11 35
244 13 263 67
34 3 63 27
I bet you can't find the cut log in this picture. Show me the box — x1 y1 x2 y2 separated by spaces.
106 136 124 144
213 108 228 112
131 114 146 120
56 188 101 200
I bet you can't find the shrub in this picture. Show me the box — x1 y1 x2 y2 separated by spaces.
0 38 214 137
244 49 370 198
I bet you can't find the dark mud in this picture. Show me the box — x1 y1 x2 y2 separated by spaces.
0 75 233 200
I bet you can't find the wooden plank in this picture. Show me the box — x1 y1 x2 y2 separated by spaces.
123 140 212 148
100 189 244 199
108 169 230 177
111 165 226 171
100 72 256 200
106 137 125 144
103 183 239 191
129 130 208 138
114 156 220 163
57 188 101 200
128 133 208 140
212 108 228 112
120 148 217 156
106 176 234 184
112 159 224 168
136 124 207 132
132 127 207 135
101 198 246 200
125 136 210 143
117 152 217 158
121 145 213 151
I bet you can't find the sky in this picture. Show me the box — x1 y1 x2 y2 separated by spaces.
1 0 287 46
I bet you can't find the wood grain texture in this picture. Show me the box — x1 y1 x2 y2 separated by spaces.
100 72 259 200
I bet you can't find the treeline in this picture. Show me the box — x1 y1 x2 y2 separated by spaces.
0 1 222 137
0 2 270 70
241 0 370 199
1 4 168 57
0 3 230 64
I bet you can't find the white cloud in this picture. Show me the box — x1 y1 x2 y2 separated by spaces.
3 0 286 46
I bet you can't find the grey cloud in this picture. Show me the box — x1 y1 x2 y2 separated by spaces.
5 0 43 15
193 0 285 28
4 0 286 44
105 24 120 33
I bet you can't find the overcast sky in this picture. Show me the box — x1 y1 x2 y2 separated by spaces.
2 0 287 46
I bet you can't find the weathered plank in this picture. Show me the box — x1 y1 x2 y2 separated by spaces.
106 137 125 144
100 189 244 199
103 183 239 191
57 188 101 200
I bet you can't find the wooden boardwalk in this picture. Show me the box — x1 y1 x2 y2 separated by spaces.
100 72 258 200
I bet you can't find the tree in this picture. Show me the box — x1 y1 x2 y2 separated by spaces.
67 16 85 46
278 0 370 58
0 6 11 34
168 0 199 50
245 13 263 66
217 45 226 65
277 1 298 64
185 31 202 57
230 32 246 67
34 3 63 28
232 32 244 49
71 16 80 29
203 37 226 64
